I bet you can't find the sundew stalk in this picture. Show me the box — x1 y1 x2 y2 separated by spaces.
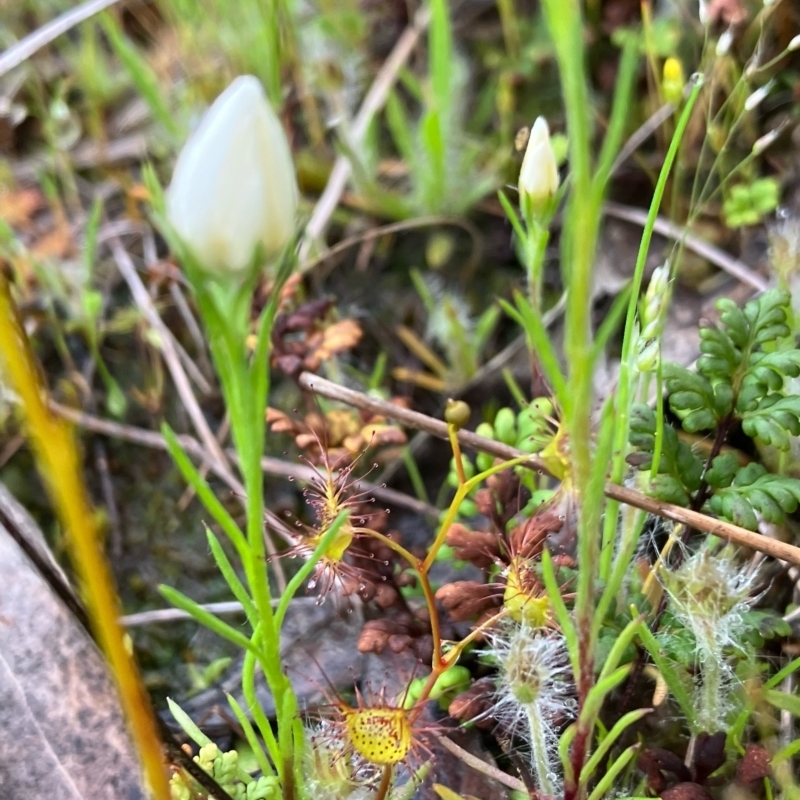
482 624 574 797
525 704 559 796
699 644 725 731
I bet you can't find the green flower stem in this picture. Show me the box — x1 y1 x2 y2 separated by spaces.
538 3 598 689
601 76 704 585
179 252 300 797
525 704 557 796
696 633 724 731
523 216 551 314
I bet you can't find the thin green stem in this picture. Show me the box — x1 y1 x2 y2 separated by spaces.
524 220 550 313
601 76 704 583
526 704 557 796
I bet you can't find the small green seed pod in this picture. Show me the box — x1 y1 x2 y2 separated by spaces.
445 398 471 429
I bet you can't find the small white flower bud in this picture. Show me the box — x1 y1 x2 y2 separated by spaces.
744 80 774 112
518 116 559 219
168 75 298 275
662 546 759 729
752 128 780 155
789 34 800 52
716 29 734 57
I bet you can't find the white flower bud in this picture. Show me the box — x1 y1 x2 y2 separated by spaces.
518 116 559 219
662 546 759 730
744 80 773 112
789 34 800 52
480 623 574 795
716 29 734 57
167 75 297 275
752 127 780 155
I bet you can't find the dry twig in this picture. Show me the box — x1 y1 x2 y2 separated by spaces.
48 401 437 519
433 734 528 793
298 372 800 567
0 0 126 77
604 201 767 292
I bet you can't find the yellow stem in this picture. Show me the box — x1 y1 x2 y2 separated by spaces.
423 455 532 572
357 528 444 671
448 422 466 485
0 277 169 799
442 608 509 667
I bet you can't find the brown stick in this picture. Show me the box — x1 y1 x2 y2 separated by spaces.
48 401 438 520
297 372 800 567
432 734 528 793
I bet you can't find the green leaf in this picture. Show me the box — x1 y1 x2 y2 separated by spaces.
636 611 696 729
226 694 276 778
500 293 568 408
162 423 249 558
385 92 416 166
206 528 258 629
742 395 800 450
429 0 453 116
274 510 350 630
681 408 718 433
167 698 213 748
580 708 651 784
646 476 689 506
707 470 800 529
704 453 739 489
159 585 260 655
586 743 640 800
765 689 800 717
100 13 181 140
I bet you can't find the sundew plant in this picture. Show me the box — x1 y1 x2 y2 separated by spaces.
2 1 800 800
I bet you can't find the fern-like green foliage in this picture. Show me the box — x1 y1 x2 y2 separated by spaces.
629 289 800 529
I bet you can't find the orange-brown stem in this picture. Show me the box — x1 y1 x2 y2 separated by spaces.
374 764 393 800
358 528 444 673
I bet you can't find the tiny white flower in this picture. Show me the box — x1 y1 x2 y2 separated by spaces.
744 80 774 112
168 75 298 275
716 29 734 57
752 127 781 155
789 34 800 52
640 262 670 340
518 116 559 219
